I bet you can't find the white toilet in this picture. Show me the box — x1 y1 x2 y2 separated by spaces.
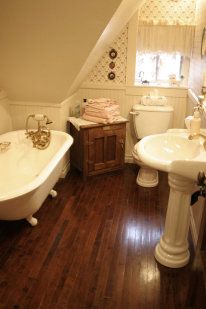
132 104 174 187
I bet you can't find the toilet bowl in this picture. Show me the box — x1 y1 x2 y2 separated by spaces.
132 146 158 187
131 103 173 187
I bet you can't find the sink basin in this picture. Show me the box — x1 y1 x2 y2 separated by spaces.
136 132 206 181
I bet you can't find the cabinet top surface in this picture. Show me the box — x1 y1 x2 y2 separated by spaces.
68 117 128 130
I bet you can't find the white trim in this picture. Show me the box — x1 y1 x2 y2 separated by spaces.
9 93 76 109
80 83 126 90
80 83 188 98
126 10 139 85
10 101 62 108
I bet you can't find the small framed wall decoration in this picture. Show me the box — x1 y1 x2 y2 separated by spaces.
109 49 117 59
109 61 115 69
108 72 115 80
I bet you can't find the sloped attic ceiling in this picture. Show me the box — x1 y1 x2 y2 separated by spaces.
0 0 144 103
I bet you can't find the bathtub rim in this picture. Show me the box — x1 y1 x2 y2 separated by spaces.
0 130 73 202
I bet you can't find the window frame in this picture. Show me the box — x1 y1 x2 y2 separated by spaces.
135 52 183 85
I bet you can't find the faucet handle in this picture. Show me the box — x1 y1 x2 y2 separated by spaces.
46 117 53 125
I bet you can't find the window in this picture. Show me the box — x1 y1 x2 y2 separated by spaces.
126 12 193 88
135 52 183 85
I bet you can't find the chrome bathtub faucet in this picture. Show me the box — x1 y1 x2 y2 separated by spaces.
25 114 53 150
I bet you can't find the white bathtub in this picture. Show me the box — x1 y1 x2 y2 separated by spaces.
0 130 73 226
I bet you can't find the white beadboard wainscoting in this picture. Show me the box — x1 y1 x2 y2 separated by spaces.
10 92 78 132
9 92 78 178
77 84 188 162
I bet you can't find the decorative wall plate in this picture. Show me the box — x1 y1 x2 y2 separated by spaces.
108 72 115 80
109 49 117 59
109 61 115 69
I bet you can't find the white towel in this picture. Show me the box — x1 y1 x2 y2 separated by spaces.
141 95 167 106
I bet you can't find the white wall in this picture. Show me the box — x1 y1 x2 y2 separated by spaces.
0 0 123 102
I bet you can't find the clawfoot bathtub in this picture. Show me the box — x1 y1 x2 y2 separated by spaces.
0 130 73 226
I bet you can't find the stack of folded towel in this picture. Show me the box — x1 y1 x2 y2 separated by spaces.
82 98 122 124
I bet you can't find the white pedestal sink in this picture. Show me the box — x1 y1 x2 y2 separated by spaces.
135 131 206 268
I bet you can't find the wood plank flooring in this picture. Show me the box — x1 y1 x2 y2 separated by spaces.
0 165 194 308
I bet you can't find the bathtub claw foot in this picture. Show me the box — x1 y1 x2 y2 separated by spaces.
26 215 38 226
50 189 57 198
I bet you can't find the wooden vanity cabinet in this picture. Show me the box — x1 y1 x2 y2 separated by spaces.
70 121 127 178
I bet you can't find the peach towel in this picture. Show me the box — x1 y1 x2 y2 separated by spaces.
83 98 121 124
82 114 123 124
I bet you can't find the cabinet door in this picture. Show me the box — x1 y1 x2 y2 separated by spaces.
87 124 125 173
104 125 125 169
88 127 106 172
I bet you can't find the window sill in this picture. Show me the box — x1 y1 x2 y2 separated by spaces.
134 82 188 90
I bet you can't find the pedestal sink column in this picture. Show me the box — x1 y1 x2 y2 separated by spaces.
155 173 195 268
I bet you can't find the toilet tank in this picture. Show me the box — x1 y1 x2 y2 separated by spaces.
132 104 173 139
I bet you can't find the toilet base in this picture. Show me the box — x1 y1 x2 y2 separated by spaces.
136 167 158 187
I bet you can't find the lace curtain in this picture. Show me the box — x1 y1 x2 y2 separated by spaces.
137 25 195 57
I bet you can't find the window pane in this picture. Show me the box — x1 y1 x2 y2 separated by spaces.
157 53 181 81
135 52 157 83
135 52 182 85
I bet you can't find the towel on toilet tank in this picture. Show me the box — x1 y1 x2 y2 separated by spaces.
141 95 167 106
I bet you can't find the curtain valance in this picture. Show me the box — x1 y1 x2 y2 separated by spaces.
137 25 195 57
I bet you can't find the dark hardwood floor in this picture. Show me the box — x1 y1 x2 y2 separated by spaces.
0 164 194 308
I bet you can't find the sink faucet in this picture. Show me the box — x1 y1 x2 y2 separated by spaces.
185 95 205 147
188 132 206 150
25 114 53 150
